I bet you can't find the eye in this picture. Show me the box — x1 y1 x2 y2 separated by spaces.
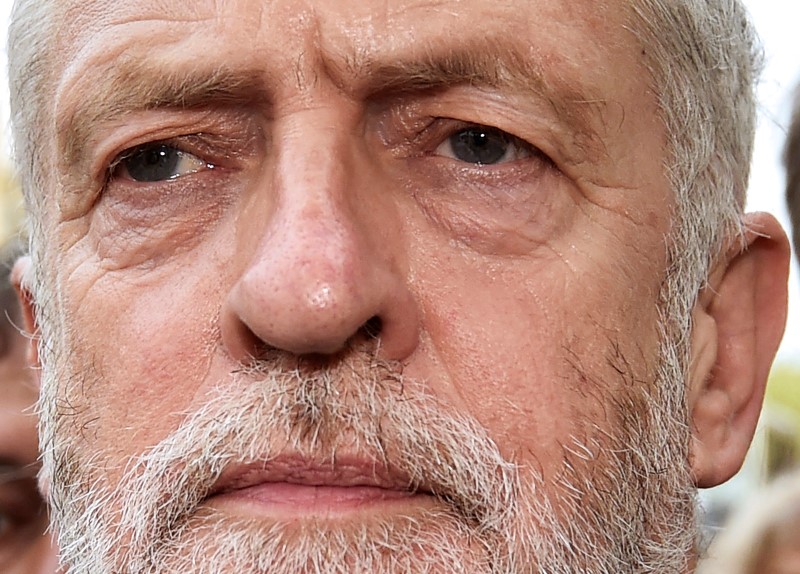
435 125 531 165
113 143 212 182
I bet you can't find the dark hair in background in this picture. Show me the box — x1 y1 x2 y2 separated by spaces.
0 238 24 358
786 86 800 258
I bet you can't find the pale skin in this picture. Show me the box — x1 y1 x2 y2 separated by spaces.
13 0 790 571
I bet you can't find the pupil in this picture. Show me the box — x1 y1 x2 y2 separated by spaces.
125 145 181 182
451 128 509 165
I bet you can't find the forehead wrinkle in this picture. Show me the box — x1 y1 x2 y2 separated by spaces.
57 26 613 173
57 55 271 171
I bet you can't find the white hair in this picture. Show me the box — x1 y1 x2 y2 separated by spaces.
43 347 697 573
627 0 760 374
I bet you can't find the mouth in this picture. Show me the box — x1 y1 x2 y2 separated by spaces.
205 455 436 519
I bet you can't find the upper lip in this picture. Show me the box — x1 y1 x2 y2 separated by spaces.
208 454 426 497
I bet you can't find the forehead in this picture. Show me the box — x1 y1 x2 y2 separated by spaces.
55 0 628 42
40 0 671 244
48 0 661 182
52 0 643 98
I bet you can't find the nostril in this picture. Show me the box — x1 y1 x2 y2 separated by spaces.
362 315 383 340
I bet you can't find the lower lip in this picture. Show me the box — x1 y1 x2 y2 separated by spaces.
208 483 426 518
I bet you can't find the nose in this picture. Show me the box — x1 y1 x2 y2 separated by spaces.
221 120 419 361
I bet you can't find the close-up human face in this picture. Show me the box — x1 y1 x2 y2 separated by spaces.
0 318 57 574
31 0 701 571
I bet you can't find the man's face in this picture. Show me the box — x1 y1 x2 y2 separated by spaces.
37 0 693 571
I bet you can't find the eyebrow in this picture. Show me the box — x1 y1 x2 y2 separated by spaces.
349 37 599 123
347 37 605 155
58 62 270 169
58 35 605 169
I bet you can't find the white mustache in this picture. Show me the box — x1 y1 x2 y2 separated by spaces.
116 349 522 561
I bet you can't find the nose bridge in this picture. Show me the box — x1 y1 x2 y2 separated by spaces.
269 106 369 307
278 107 352 209
222 107 419 360
266 185 369 322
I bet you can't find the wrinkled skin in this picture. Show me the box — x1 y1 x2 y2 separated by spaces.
48 0 670 491
13 0 790 572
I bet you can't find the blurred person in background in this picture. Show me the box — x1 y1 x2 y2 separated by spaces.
698 469 800 573
0 155 57 572
0 238 58 574
787 85 800 259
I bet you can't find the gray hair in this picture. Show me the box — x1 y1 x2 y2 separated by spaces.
6 0 56 334
5 3 762 569
628 0 761 380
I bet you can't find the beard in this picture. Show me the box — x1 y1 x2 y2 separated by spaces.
39 336 697 574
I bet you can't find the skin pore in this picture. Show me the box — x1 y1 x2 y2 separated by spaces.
10 0 790 572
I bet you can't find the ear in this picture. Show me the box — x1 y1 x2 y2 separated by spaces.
11 255 41 372
688 212 789 488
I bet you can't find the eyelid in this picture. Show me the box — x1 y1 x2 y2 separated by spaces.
93 117 262 188
87 109 262 177
59 112 264 222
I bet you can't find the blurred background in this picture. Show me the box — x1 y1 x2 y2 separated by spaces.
0 0 799 536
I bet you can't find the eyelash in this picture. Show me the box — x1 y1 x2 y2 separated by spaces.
111 142 215 183
101 117 550 191
107 140 212 182
401 117 548 165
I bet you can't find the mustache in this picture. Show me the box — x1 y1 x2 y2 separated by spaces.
115 348 522 555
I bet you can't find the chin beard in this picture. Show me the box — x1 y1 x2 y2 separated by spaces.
42 345 696 574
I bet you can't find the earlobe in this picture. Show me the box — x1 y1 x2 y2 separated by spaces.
11 255 41 370
688 213 789 488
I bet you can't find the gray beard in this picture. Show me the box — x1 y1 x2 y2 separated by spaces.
41 344 697 574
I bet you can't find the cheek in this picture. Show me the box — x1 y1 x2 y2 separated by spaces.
409 256 568 451
408 242 664 475
57 240 233 458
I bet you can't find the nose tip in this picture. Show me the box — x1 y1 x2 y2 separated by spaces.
227 277 367 357
220 230 419 362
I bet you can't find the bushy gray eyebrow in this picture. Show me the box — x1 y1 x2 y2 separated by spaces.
57 34 605 171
